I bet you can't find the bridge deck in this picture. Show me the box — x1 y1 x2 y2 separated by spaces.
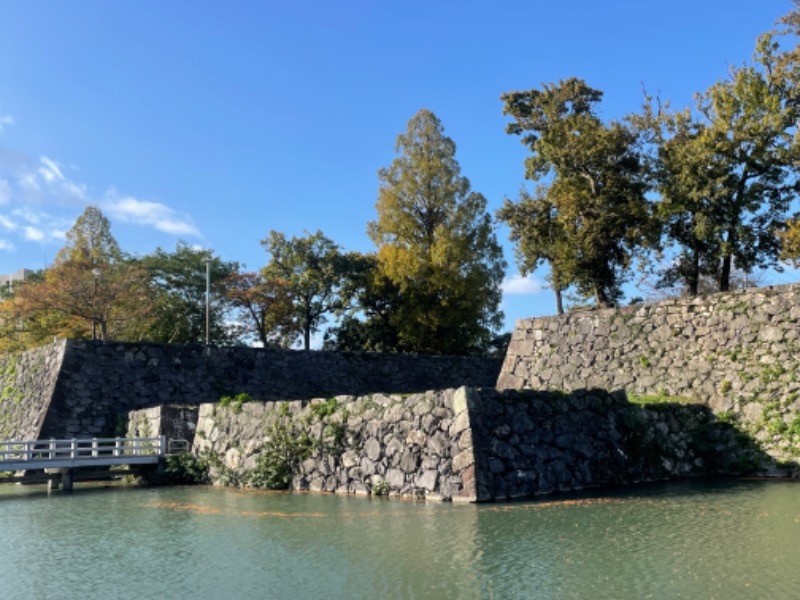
0 436 169 472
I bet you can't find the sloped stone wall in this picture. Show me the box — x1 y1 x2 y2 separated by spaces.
0 340 65 440
499 284 800 461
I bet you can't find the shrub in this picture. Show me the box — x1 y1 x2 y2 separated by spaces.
150 452 211 485
245 420 313 489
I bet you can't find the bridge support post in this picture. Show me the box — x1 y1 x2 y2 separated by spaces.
45 468 74 492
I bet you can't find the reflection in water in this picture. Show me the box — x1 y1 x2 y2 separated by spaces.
0 480 798 599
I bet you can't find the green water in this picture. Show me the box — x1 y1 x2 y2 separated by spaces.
0 479 798 599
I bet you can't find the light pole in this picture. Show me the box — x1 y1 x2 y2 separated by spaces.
92 268 101 340
204 258 211 346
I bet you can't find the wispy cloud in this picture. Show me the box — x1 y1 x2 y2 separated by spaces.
0 136 202 249
0 239 15 251
0 179 10 204
38 156 64 182
0 112 13 136
23 226 45 242
103 192 201 238
0 208 73 246
0 214 16 230
502 273 544 295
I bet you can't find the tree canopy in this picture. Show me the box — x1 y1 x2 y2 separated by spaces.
636 18 800 294
367 108 505 354
261 230 344 350
136 242 238 345
0 207 154 348
224 270 295 347
500 79 654 308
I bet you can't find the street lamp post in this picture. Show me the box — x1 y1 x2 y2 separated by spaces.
92 268 101 340
204 258 211 346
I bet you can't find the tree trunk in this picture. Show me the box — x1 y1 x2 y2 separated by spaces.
595 287 613 309
720 254 732 292
686 248 700 297
554 287 564 315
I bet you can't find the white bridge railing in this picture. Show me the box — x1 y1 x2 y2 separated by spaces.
0 436 168 471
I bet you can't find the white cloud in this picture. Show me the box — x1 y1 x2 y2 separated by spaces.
502 273 545 295
0 113 13 135
39 157 65 182
103 193 201 237
12 207 41 224
18 172 41 195
0 179 10 204
0 239 14 251
0 214 17 230
0 122 201 247
2 209 71 243
23 226 45 241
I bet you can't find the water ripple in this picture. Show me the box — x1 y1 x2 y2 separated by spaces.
0 480 798 599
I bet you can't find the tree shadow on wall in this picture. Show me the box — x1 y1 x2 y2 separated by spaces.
613 390 786 478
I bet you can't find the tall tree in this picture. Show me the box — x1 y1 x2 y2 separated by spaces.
368 109 505 354
137 242 238 345
636 15 800 293
322 252 402 352
7 259 154 343
779 217 800 267
501 79 653 308
55 205 121 265
261 230 343 350
497 186 574 314
0 207 154 347
224 270 295 347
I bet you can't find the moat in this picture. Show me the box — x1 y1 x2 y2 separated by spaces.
1 479 797 599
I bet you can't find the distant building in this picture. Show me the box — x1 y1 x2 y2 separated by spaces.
0 269 32 288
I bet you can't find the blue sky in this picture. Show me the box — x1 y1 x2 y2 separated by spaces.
0 0 796 337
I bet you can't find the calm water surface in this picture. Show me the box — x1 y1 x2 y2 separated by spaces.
0 479 798 599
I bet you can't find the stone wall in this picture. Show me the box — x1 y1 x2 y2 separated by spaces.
127 405 199 446
36 340 501 440
0 341 65 440
499 284 800 462
467 388 760 500
190 387 761 502
192 388 478 502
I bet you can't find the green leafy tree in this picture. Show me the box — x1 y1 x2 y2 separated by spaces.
500 79 654 308
223 270 295 347
0 208 154 348
137 242 238 344
261 230 343 350
497 186 574 315
322 252 402 352
368 108 505 354
636 14 800 293
779 217 800 266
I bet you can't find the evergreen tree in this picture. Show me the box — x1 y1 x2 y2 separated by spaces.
501 79 654 308
637 13 800 293
368 109 505 354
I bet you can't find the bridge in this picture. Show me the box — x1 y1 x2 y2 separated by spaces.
0 436 188 491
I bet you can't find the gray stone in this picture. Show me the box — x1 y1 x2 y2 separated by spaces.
364 437 382 461
452 450 474 472
399 450 419 472
416 470 438 491
385 468 405 488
